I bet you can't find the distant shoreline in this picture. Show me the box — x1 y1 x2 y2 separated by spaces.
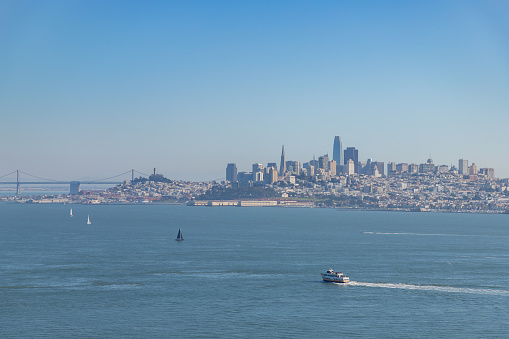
1 200 507 215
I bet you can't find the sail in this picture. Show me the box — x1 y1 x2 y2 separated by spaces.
176 228 183 241
70 208 73 217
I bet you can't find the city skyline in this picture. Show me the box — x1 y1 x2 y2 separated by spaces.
226 136 496 180
1 1 508 181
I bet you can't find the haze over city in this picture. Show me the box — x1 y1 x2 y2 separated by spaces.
1 1 508 181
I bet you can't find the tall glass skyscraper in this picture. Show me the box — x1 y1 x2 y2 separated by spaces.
333 136 342 166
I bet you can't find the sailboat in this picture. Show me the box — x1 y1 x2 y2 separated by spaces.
70 208 73 217
175 228 184 241
87 215 91 225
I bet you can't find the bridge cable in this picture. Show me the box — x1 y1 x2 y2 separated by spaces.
19 171 60 182
134 170 151 177
0 170 18 179
94 170 132 182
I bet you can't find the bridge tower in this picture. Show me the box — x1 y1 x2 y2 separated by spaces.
16 170 20 195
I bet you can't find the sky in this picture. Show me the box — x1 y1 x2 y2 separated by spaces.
1 0 508 182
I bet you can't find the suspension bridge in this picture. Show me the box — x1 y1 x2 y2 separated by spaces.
0 169 151 195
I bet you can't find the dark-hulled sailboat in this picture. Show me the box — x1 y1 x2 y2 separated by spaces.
176 228 184 241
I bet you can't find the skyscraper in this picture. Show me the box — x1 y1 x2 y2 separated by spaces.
226 163 237 182
280 145 286 177
252 163 263 181
344 147 359 173
333 136 342 166
459 159 468 175
318 155 329 171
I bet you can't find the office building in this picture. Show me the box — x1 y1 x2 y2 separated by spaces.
309 157 319 169
286 160 301 176
344 147 359 173
437 165 449 173
329 160 337 176
70 181 81 195
396 163 408 173
237 172 252 182
459 159 468 175
372 161 384 176
266 166 278 183
469 163 478 175
333 136 343 166
419 158 435 174
480 168 495 179
226 163 237 182
387 162 396 176
318 155 329 171
267 163 277 171
307 165 315 177
280 145 286 177
252 163 263 181
345 159 355 175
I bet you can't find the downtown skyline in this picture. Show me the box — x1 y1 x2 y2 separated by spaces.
227 135 497 181
1 1 508 181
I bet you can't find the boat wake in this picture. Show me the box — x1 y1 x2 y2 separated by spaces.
361 231 475 237
347 281 509 296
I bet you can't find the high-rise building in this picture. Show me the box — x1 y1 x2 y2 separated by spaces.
396 163 408 173
345 159 355 175
267 163 277 171
280 145 286 177
344 147 359 173
409 163 419 174
372 161 384 176
437 165 449 173
333 136 343 166
364 160 384 176
419 158 435 174
387 162 396 176
329 160 337 176
318 155 329 171
285 160 301 176
252 163 263 181
307 165 315 177
266 167 278 183
469 163 478 175
459 159 468 175
480 168 495 179
309 157 319 169
237 172 252 183
226 163 237 182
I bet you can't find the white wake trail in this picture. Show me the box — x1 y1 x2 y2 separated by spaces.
347 281 509 296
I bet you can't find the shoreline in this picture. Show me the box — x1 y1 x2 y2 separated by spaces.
1 200 507 215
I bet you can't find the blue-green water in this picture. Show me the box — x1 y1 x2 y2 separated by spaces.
1 204 508 338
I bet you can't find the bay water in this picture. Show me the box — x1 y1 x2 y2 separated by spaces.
1 204 508 338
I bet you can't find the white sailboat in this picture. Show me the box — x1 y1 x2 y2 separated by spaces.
87 215 91 225
70 208 73 217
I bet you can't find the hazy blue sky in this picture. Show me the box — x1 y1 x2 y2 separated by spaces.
1 0 508 181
